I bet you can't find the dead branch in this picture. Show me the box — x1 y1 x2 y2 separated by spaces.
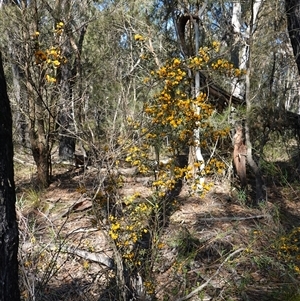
56 244 114 268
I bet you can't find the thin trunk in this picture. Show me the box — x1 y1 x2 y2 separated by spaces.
24 0 51 187
26 75 50 187
58 25 87 161
58 37 76 161
245 0 265 204
231 1 244 98
233 126 247 188
192 14 205 190
286 0 300 75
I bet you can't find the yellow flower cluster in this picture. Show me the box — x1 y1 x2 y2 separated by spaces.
125 143 152 174
55 21 64 35
108 193 152 267
33 26 68 84
204 158 226 175
212 41 220 52
198 47 210 62
176 40 244 77
144 280 156 295
35 46 66 69
277 227 300 274
211 59 245 78
211 58 233 70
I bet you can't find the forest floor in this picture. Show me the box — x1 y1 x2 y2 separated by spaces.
14 149 300 301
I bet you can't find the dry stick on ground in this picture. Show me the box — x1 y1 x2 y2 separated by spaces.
48 244 114 268
175 248 245 301
197 214 267 222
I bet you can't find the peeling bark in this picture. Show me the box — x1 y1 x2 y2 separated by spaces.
233 126 247 188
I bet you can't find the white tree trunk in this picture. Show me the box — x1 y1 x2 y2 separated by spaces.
192 16 205 191
231 1 247 99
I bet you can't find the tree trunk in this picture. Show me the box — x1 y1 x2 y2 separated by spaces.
286 0 300 75
244 0 265 204
0 52 20 301
27 82 51 188
30 140 50 188
233 125 247 188
58 44 75 161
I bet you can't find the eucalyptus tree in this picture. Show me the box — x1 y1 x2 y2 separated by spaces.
230 0 300 190
285 0 300 112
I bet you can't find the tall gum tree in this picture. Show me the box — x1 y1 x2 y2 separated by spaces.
231 0 266 203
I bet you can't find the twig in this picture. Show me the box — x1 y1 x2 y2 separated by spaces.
175 248 244 301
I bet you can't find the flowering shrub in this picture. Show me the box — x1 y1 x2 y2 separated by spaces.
126 40 241 196
107 38 245 297
33 22 67 83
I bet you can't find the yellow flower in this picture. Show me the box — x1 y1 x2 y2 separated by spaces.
173 58 181 66
212 41 219 47
109 231 118 240
52 60 60 67
111 223 120 231
56 22 64 29
46 74 57 83
234 69 242 77
49 48 58 56
134 34 144 41
83 260 90 270
143 77 150 83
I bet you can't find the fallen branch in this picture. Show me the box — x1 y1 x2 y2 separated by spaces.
49 244 114 269
197 214 268 222
14 156 35 166
175 248 244 301
22 242 114 269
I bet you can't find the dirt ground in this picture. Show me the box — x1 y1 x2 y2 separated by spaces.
14 152 300 301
